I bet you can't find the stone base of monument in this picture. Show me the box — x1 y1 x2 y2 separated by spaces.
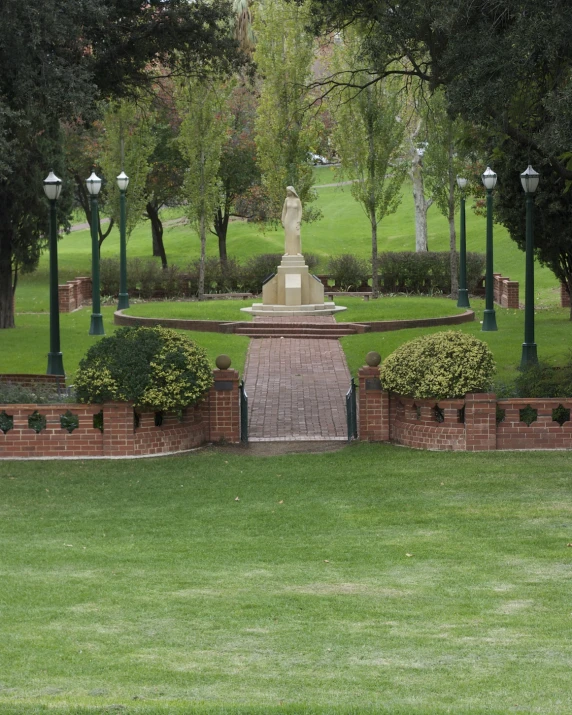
241 254 346 316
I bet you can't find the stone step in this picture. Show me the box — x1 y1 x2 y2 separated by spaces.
235 327 357 336
239 332 350 340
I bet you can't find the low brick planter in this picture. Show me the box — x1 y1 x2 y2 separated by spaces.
0 369 241 459
357 365 572 451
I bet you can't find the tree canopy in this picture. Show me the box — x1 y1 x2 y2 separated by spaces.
0 0 246 328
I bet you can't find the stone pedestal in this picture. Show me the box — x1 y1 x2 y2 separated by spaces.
242 254 346 316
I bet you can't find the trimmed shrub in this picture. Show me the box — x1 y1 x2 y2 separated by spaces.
327 254 370 291
379 252 485 295
74 326 213 411
514 360 572 398
379 331 495 399
187 257 245 294
0 382 68 404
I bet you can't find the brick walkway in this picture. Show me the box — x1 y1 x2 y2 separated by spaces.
243 319 351 441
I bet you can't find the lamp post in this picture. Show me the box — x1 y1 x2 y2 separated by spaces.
116 171 130 310
520 164 540 368
481 166 498 331
456 176 470 308
86 171 104 335
43 171 65 376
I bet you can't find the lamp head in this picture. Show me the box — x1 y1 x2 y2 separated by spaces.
482 166 497 191
456 176 468 190
86 171 102 196
116 171 130 192
43 170 62 201
520 164 540 194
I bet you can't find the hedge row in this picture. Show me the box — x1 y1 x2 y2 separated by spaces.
99 251 485 299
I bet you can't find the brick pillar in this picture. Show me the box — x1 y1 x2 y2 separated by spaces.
208 369 240 443
358 366 390 441
102 402 136 456
58 284 72 313
464 393 497 451
505 280 519 309
561 282 571 308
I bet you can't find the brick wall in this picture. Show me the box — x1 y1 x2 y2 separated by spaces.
0 369 241 459
357 366 572 451
0 374 65 388
493 273 520 309
58 277 91 313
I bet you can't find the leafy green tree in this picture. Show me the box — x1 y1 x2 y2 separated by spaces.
0 0 245 329
100 98 158 242
178 80 232 299
331 35 406 297
422 90 468 298
212 81 261 265
253 0 321 223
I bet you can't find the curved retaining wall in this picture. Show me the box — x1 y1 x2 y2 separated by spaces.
115 308 474 333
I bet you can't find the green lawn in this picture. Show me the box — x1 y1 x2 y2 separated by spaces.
0 307 249 378
1 444 571 714
14 168 561 313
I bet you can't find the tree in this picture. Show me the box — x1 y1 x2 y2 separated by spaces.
0 0 245 329
406 113 432 252
330 35 406 297
100 98 158 244
253 0 322 223
178 79 232 299
212 81 261 265
305 0 572 311
422 90 468 298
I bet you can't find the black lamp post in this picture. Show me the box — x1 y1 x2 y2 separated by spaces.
43 171 65 376
456 175 470 308
116 170 130 310
481 166 498 331
86 171 104 335
520 164 540 368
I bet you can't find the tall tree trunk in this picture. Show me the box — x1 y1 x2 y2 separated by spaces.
146 201 168 269
213 206 229 267
370 208 379 298
448 150 458 298
0 227 15 329
198 150 206 301
412 151 432 252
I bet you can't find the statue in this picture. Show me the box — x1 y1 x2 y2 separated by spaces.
281 186 302 255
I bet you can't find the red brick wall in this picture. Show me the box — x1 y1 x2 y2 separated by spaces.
0 374 65 388
496 398 572 450
493 273 519 309
58 277 91 313
389 394 466 451
0 369 241 459
356 367 572 451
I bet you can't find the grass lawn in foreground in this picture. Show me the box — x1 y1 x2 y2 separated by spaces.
1 444 571 714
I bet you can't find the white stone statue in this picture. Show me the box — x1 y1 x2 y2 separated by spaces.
281 186 303 255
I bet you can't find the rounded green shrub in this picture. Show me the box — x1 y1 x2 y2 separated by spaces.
379 331 495 399
74 326 213 411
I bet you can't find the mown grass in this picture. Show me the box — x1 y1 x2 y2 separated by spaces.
1 444 571 714
14 167 561 313
0 306 249 378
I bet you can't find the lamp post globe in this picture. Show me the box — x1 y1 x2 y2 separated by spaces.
116 171 130 310
520 165 540 368
456 176 470 308
481 166 498 331
86 171 104 335
43 171 65 376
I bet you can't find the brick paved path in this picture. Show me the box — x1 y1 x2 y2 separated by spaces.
243 317 351 440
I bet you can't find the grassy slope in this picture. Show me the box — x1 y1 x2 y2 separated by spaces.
0 444 571 714
14 167 560 313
